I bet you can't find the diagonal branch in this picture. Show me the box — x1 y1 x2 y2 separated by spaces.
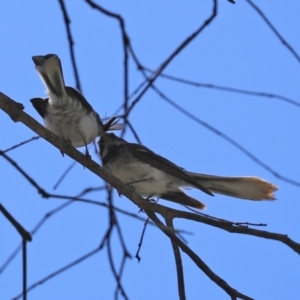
155 206 300 255
0 92 154 211
0 203 32 242
165 218 186 300
150 85 300 188
1 91 299 255
58 0 83 92
246 0 300 64
12 245 103 300
144 68 300 109
2 91 300 298
22 240 28 300
84 0 130 118
3 136 40 153
147 211 253 300
125 0 218 117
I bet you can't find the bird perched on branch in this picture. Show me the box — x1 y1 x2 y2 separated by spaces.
30 54 123 155
99 133 278 209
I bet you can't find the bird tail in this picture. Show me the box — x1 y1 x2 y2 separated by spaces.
32 54 66 98
186 172 277 201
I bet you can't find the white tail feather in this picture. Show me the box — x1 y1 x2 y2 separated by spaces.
34 55 66 97
186 172 277 201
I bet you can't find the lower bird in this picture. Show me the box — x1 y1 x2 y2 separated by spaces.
99 133 277 209
30 54 123 155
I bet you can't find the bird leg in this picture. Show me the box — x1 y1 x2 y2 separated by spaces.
117 177 149 197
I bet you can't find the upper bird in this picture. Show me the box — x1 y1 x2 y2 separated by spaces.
99 133 278 209
30 54 122 154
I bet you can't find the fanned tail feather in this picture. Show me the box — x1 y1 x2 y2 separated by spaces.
186 172 277 201
32 54 66 97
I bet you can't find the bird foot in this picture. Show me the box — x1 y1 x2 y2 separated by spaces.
117 185 135 197
138 196 157 213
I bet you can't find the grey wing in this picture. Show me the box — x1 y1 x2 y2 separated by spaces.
30 98 49 118
65 87 95 113
128 143 213 196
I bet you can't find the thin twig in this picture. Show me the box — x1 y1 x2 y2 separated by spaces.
125 0 218 118
165 218 186 300
148 211 253 300
12 246 103 300
22 240 28 300
135 216 150 262
144 68 300 109
124 119 142 144
0 196 150 274
107 235 129 300
0 203 32 242
2 91 300 299
52 160 77 190
105 187 130 300
83 2 130 106
150 84 300 188
246 0 300 64
58 0 82 92
159 207 300 255
1 92 300 255
0 152 50 198
3 136 40 153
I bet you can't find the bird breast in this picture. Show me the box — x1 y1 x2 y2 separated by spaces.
107 160 183 196
44 98 99 147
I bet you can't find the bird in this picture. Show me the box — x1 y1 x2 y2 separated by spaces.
30 54 123 155
99 133 278 209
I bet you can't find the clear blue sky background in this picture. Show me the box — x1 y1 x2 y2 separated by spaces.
1 1 300 299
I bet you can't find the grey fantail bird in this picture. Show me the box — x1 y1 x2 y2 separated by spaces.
30 54 123 154
99 133 278 209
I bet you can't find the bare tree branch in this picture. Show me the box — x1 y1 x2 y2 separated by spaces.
0 203 31 299
1 1 299 299
58 0 82 92
156 206 300 255
12 245 103 300
3 136 40 153
84 0 130 117
147 211 253 300
135 216 150 262
52 160 77 189
246 0 300 64
144 68 300 109
22 240 28 300
165 218 186 300
1 91 300 299
106 187 131 300
0 197 151 275
125 0 218 118
0 203 32 242
0 92 154 211
150 85 300 188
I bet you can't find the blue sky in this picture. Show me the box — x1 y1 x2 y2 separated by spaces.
1 1 300 299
